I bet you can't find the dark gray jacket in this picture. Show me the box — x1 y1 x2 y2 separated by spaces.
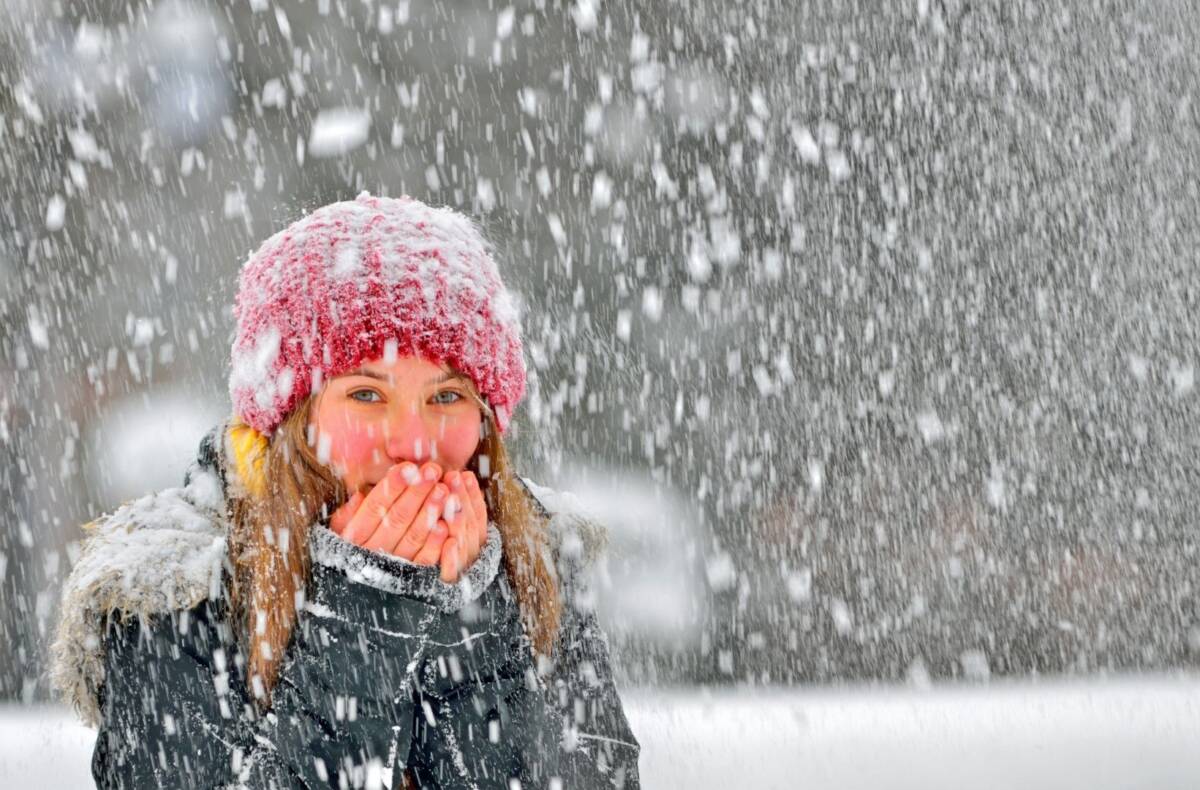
50 425 640 789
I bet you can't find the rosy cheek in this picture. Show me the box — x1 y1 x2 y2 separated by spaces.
435 420 482 469
323 414 379 470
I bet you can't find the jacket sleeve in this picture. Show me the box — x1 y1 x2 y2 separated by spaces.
88 571 439 787
403 572 564 789
549 595 642 788
90 575 431 789
236 562 438 789
91 601 254 789
92 524 514 789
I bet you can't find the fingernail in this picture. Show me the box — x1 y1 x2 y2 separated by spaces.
445 495 461 520
401 464 421 485
423 464 439 482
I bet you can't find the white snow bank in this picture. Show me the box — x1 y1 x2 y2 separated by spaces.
629 676 1200 790
3 676 1198 788
0 705 96 787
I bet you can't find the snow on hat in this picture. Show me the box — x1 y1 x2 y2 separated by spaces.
229 192 526 436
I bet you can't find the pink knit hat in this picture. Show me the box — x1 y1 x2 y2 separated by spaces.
228 192 527 436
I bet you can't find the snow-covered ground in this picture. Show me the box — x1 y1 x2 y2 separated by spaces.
3 676 1198 788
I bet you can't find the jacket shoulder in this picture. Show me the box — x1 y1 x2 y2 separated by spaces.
50 461 230 727
518 476 610 579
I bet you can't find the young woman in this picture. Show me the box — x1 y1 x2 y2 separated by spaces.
50 193 641 789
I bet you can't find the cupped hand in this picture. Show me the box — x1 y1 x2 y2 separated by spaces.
329 460 446 560
436 469 490 584
328 463 490 584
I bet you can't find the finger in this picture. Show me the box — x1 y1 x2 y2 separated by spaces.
360 479 433 552
442 472 480 557
467 472 486 516
342 463 419 545
360 462 442 551
472 506 487 559
357 462 441 551
413 520 450 566
439 535 462 584
451 488 482 561
452 472 483 558
329 491 360 535
443 493 465 545
466 473 489 550
456 523 481 577
386 483 448 558
444 471 466 519
330 491 366 536
453 471 478 526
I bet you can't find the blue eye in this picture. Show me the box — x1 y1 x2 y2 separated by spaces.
349 389 382 403
432 390 462 405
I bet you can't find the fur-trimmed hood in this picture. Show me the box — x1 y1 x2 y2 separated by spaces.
50 421 609 729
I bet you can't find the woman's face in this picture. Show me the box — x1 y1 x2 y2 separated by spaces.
309 355 485 494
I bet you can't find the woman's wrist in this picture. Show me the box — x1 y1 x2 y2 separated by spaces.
308 521 503 613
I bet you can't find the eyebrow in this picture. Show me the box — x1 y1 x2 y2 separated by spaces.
346 369 464 386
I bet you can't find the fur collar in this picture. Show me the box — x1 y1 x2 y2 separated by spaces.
48 463 230 729
307 522 505 610
49 421 609 728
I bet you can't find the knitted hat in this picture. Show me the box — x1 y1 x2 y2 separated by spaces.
228 192 527 437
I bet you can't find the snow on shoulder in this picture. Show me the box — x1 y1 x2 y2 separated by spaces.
49 464 228 727
520 476 610 573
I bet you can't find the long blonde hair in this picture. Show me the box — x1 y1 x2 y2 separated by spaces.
225 390 562 703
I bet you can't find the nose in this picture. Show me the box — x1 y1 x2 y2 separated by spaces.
383 403 437 464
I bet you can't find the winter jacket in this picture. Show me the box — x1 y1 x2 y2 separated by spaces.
50 422 641 789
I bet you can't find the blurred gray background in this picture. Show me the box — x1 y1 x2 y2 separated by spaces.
2 0 1198 703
